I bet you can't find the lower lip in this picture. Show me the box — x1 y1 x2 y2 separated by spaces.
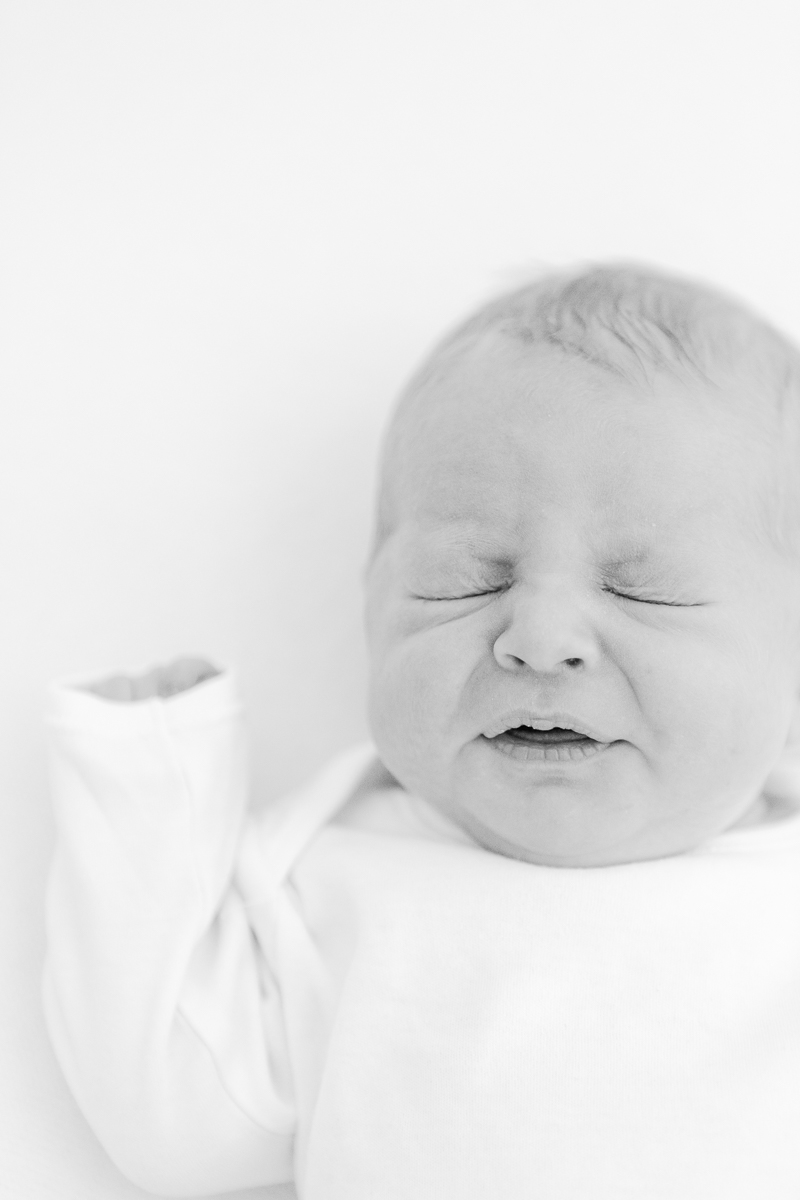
483 732 612 764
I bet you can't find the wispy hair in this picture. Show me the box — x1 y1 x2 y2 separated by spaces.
373 262 800 559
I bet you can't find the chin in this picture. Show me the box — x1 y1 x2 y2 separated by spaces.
451 798 683 869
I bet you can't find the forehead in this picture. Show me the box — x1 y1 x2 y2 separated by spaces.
391 334 771 549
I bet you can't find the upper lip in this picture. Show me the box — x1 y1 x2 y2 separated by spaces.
482 710 612 744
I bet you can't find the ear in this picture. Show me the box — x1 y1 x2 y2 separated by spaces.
764 695 800 806
788 679 800 749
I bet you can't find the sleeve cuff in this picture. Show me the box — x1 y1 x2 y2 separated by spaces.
44 662 243 735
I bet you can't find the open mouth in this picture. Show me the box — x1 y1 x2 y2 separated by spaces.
501 725 590 745
486 724 610 763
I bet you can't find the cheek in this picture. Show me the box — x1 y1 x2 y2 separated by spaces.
368 620 484 754
629 622 791 771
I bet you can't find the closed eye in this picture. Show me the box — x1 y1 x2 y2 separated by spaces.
603 586 702 608
412 587 503 602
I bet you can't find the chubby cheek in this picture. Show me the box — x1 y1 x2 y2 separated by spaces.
633 623 791 795
367 620 482 792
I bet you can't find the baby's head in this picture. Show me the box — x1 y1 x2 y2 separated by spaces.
364 263 800 867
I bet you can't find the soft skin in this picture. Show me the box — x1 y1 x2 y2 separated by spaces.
365 335 800 868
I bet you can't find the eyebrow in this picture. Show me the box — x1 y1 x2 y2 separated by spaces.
404 528 518 566
602 549 654 569
600 535 690 569
599 550 700 595
405 528 691 584
412 526 661 556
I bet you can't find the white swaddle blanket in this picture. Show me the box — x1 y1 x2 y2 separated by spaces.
43 668 800 1198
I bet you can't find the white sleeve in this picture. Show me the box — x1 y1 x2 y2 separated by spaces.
41 668 295 1197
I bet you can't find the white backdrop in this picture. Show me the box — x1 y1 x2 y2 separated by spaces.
1 2 799 1197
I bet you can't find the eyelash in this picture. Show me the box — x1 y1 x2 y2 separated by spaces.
602 587 692 608
415 587 695 608
413 589 499 602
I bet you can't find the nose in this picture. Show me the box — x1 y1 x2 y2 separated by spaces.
492 584 600 675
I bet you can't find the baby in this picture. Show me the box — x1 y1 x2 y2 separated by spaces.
43 264 800 1199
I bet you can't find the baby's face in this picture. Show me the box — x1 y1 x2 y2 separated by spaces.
365 334 800 867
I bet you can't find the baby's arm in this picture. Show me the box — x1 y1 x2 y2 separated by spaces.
80 657 222 702
42 661 295 1196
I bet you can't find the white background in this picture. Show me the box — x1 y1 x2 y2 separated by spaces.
1 2 798 1196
